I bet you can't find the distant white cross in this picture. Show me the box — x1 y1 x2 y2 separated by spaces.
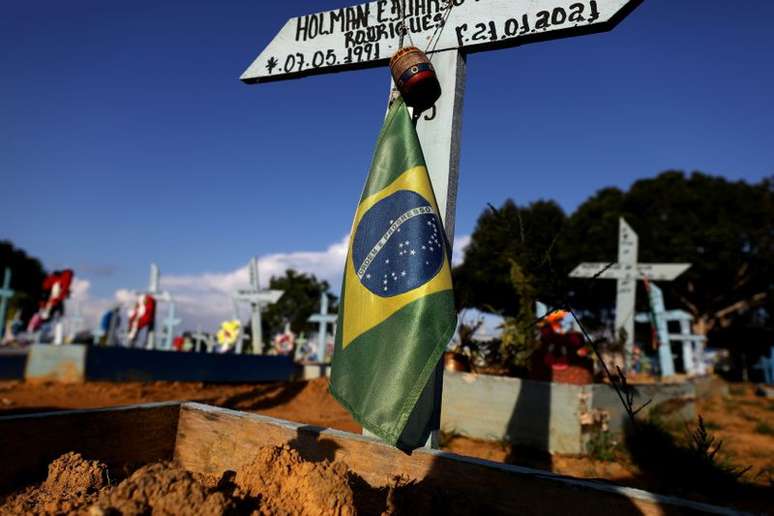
191 328 209 353
0 268 14 340
308 292 337 363
569 218 691 370
131 263 173 350
162 302 182 351
635 307 707 376
232 257 284 354
66 298 84 342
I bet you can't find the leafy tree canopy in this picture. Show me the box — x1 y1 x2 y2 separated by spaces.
453 199 568 315
262 269 338 337
0 240 46 321
454 171 774 335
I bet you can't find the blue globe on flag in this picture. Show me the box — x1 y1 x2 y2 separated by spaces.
352 190 445 298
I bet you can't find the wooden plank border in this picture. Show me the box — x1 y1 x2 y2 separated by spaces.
0 402 182 492
175 402 745 516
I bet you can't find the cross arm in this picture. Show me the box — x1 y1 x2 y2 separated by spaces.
241 0 642 83
569 262 691 281
234 290 284 304
309 314 338 323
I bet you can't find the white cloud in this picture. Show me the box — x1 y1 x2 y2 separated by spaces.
64 278 117 335
452 234 471 266
68 232 471 335
155 235 350 332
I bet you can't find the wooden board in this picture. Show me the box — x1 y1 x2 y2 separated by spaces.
241 0 643 83
174 402 738 516
0 402 180 492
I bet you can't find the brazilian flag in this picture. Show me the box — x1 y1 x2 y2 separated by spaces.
329 98 456 451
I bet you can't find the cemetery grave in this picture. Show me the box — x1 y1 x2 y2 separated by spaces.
570 218 692 376
2 0 771 514
232 257 284 355
0 377 771 513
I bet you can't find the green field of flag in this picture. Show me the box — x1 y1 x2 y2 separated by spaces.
329 99 456 451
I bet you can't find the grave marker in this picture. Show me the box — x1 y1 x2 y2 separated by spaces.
65 299 84 342
162 302 182 351
635 308 707 376
0 268 14 340
643 281 676 377
243 0 643 445
308 292 338 363
131 263 173 350
191 327 208 353
664 309 706 376
232 257 284 354
570 218 691 370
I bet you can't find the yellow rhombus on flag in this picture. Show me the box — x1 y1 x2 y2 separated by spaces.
329 98 456 451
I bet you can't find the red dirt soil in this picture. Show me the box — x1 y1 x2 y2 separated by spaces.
0 378 361 433
1 378 772 510
1 447 474 515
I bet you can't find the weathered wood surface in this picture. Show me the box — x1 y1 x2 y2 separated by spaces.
241 0 643 82
174 403 738 515
0 402 180 492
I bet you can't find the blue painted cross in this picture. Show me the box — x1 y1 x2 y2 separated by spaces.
643 282 676 377
0 268 14 339
308 292 337 364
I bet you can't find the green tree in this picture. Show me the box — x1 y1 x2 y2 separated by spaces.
454 171 774 338
562 171 774 335
0 241 47 323
453 199 568 316
261 269 338 337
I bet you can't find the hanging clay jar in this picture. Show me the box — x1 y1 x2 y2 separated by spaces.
389 46 441 113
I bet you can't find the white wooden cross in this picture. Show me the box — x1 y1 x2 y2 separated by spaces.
0 268 14 340
570 218 691 371
131 263 173 350
308 292 338 363
666 309 706 376
242 0 643 445
65 298 84 343
232 257 284 355
192 327 207 352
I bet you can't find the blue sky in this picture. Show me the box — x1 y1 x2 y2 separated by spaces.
1 0 772 329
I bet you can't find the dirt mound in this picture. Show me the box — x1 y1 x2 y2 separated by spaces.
2 447 358 515
44 451 109 496
235 445 355 516
92 462 234 515
1 452 108 515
